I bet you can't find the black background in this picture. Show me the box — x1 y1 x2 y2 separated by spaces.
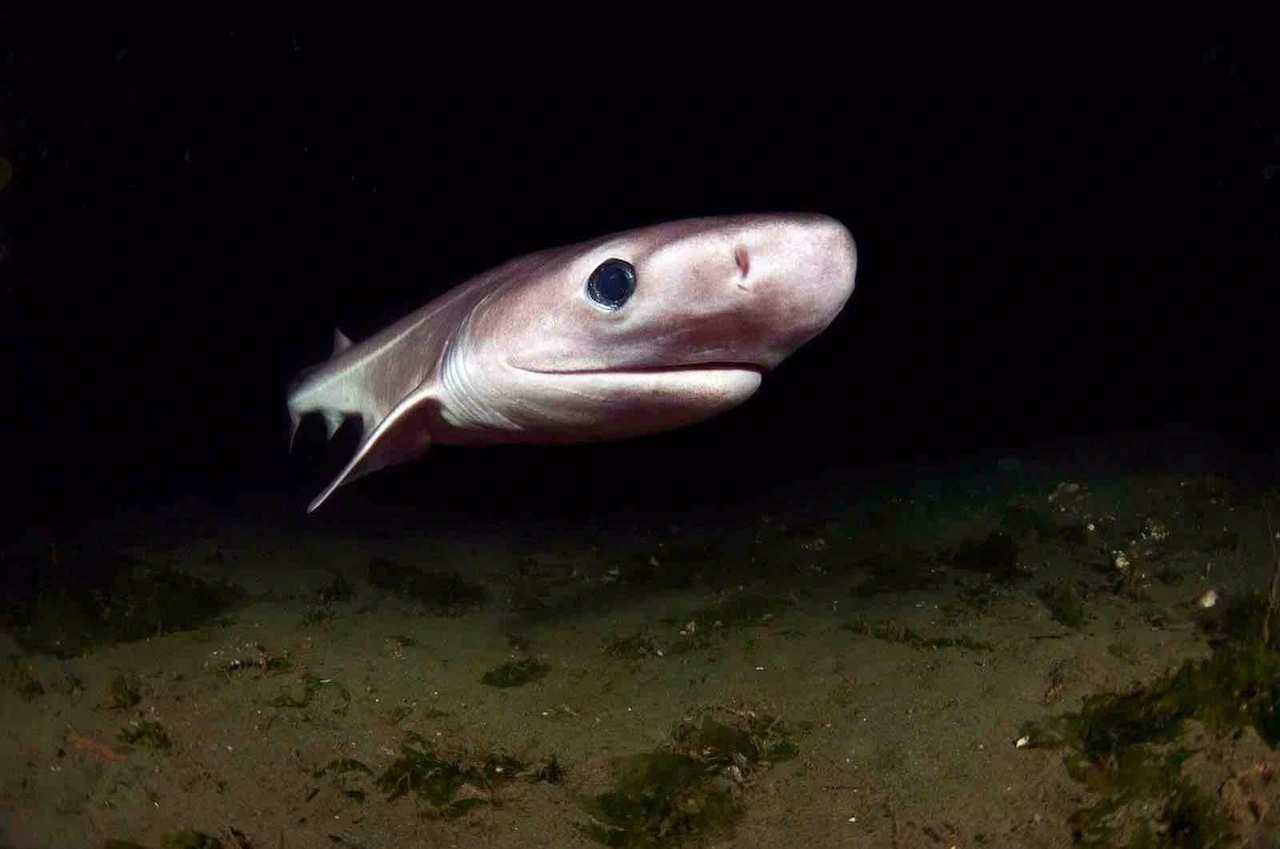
2 21 1276 524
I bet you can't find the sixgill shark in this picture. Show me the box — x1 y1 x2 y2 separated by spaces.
287 213 857 511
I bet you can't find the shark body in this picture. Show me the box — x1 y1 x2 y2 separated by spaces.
287 213 857 511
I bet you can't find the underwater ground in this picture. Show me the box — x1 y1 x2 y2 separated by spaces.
3 428 1280 848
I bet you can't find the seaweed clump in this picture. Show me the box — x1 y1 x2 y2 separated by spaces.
481 657 550 688
665 592 789 654
299 573 357 627
313 757 376 803
1019 589 1280 846
580 710 798 847
268 674 351 717
106 674 142 709
374 732 536 816
941 530 1027 583
604 632 664 663
317 573 355 604
118 719 172 752
367 557 488 615
839 617 993 651
103 831 230 849
4 545 244 658
1037 579 1087 628
4 656 45 700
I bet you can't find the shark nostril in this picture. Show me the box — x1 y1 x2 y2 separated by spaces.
734 244 750 283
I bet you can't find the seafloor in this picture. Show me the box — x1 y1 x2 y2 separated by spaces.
3 429 1279 848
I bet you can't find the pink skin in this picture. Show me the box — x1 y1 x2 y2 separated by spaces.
288 213 857 511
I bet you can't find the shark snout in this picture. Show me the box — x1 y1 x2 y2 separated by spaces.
787 213 857 307
735 214 857 357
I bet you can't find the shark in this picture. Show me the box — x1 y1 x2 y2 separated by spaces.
287 213 857 511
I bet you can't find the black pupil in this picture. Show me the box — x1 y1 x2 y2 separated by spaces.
587 258 635 310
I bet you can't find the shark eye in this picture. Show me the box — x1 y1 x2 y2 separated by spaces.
586 258 635 311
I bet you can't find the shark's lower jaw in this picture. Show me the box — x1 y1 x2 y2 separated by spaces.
502 364 767 410
511 362 767 377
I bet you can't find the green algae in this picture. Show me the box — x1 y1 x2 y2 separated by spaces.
375 732 527 816
1020 589 1280 846
1037 578 1087 628
839 617 993 651
582 751 738 848
367 556 487 614
580 711 798 847
5 546 244 658
5 655 45 700
103 827 240 848
604 632 664 662
942 530 1027 582
481 657 550 688
118 719 171 752
268 674 351 717
107 673 142 709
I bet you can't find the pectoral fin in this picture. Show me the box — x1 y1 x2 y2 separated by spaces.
306 389 441 512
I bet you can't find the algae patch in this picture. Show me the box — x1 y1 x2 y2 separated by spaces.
1020 589 1280 846
583 752 737 848
313 757 376 803
298 573 358 627
268 674 351 717
5 655 45 700
580 710 799 847
4 545 244 658
317 573 355 604
107 674 142 709
118 719 172 752
663 592 789 654
103 829 238 848
482 657 550 688
941 530 1027 582
839 617 993 651
604 632 664 662
367 556 488 614
373 732 547 816
1037 578 1087 628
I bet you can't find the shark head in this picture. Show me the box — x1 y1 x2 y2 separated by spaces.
437 213 857 441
